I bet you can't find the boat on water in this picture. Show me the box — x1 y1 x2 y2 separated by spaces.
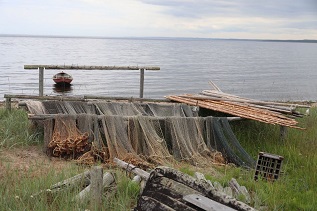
53 72 73 85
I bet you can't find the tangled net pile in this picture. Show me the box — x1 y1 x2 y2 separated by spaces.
27 100 255 168
47 116 90 157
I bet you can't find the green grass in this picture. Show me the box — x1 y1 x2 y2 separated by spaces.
0 108 42 148
1 107 316 210
229 107 317 210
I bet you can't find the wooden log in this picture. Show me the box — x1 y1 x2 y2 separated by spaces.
50 170 90 190
31 170 90 197
28 113 242 122
132 175 142 184
194 172 214 189
74 172 115 202
4 94 86 101
229 178 251 204
24 65 160 71
4 94 170 103
90 166 103 210
113 158 150 180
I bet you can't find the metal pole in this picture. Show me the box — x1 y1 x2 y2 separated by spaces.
139 68 145 98
39 67 44 96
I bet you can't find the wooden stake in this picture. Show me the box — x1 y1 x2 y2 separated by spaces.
39 67 44 97
90 166 103 210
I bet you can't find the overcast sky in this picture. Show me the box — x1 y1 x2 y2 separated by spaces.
1 0 316 39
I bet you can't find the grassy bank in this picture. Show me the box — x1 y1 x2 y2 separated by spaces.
0 107 316 210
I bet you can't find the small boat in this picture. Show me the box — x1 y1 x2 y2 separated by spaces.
53 72 73 85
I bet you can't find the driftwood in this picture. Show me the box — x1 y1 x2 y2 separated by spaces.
229 178 251 204
31 170 90 197
74 172 115 202
194 172 214 189
50 170 90 191
113 158 150 180
135 166 256 211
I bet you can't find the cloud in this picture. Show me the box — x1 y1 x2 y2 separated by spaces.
0 0 316 39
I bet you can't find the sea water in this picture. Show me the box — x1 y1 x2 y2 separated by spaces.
1 36 317 101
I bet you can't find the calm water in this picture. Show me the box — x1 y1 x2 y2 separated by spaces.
1 36 317 101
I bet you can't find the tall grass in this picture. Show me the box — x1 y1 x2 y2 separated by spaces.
229 107 317 210
1 107 316 210
0 108 42 148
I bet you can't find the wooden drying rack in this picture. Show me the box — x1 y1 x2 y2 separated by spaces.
24 65 160 98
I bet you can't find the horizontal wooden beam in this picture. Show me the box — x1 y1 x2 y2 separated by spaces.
28 114 241 122
4 94 169 103
24 65 160 71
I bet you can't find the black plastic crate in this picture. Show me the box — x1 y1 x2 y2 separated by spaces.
254 152 284 181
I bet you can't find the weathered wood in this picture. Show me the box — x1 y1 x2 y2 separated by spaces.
31 170 90 197
280 126 288 142
28 113 241 122
113 158 150 180
194 172 214 189
74 172 115 202
4 94 87 101
5 97 11 111
132 175 142 184
4 94 170 103
201 90 310 108
140 68 145 98
183 194 236 211
166 95 304 129
50 170 90 190
39 67 44 96
136 166 256 211
43 119 53 154
90 166 103 210
229 178 251 204
24 65 160 71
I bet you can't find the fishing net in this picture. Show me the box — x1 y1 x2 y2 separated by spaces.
26 100 255 168
47 115 90 158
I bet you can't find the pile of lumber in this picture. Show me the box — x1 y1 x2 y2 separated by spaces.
166 83 310 129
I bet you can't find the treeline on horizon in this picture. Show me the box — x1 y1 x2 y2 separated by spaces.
0 34 317 43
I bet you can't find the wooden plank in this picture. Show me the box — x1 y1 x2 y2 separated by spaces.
24 65 160 71
166 95 304 129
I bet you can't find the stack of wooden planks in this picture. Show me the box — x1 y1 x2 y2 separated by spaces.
166 86 310 129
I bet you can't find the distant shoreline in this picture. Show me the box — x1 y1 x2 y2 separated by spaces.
1 34 316 44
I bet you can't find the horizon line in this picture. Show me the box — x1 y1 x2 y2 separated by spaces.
0 33 316 43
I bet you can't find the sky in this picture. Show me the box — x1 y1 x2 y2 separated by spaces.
0 0 316 40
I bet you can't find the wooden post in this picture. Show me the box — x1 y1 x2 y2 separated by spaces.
39 67 44 96
280 126 287 142
140 68 145 98
5 97 11 111
74 172 115 202
90 166 103 210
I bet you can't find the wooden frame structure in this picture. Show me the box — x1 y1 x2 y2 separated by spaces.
24 65 160 98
